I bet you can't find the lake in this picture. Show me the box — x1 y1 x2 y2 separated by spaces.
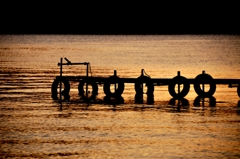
0 34 240 158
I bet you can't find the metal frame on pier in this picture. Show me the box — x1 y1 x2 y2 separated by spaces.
57 58 90 110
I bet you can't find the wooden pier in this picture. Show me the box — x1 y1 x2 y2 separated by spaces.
51 58 240 104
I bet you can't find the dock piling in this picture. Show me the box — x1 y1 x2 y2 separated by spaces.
114 70 117 94
141 69 144 94
86 63 89 99
202 70 205 93
60 58 63 110
177 71 180 94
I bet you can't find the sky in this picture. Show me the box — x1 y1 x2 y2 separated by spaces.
1 2 239 35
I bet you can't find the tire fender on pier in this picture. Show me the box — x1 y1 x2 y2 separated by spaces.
103 75 124 97
194 73 216 97
78 80 98 98
51 77 70 100
168 76 190 98
134 76 154 95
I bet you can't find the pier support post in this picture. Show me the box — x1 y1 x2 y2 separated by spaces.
141 69 144 94
86 63 89 99
177 71 180 94
202 70 205 93
114 70 117 93
60 58 63 110
202 70 205 104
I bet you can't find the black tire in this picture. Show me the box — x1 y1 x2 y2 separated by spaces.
78 80 98 99
134 76 154 96
168 76 190 98
103 76 124 97
51 77 70 100
194 74 216 97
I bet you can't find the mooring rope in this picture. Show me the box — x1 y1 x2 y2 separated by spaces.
143 69 151 78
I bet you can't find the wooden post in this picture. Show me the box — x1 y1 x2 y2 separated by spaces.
141 69 144 94
202 70 205 93
113 70 117 105
177 71 180 94
114 70 117 93
86 63 89 99
60 58 63 110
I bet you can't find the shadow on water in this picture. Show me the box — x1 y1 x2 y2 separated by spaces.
168 97 189 112
103 95 124 105
193 96 216 107
53 94 240 115
191 96 218 116
169 98 189 106
237 100 240 115
134 93 154 104
57 112 73 118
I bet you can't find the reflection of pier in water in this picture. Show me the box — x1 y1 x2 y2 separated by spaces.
51 58 240 109
54 96 240 115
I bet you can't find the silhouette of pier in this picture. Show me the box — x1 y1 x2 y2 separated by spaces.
51 58 240 107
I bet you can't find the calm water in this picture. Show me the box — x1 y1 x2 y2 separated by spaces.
0 34 240 158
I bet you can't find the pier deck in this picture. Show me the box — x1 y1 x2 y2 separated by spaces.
57 76 240 85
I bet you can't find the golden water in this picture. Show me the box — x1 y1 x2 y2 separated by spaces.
0 35 240 158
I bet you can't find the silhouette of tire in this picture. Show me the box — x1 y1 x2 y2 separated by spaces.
193 96 216 107
103 76 124 97
51 77 70 100
169 97 189 106
168 76 190 98
237 84 240 97
104 95 124 104
78 80 98 99
194 74 216 97
134 76 154 96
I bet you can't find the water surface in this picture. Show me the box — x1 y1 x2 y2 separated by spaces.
0 35 240 158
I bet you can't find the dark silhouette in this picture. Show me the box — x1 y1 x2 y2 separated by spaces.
104 96 124 105
53 58 240 108
169 98 189 106
193 96 216 107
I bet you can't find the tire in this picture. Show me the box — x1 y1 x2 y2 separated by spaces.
134 76 154 96
51 77 70 100
78 80 98 99
103 76 124 97
168 76 190 98
194 74 216 97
